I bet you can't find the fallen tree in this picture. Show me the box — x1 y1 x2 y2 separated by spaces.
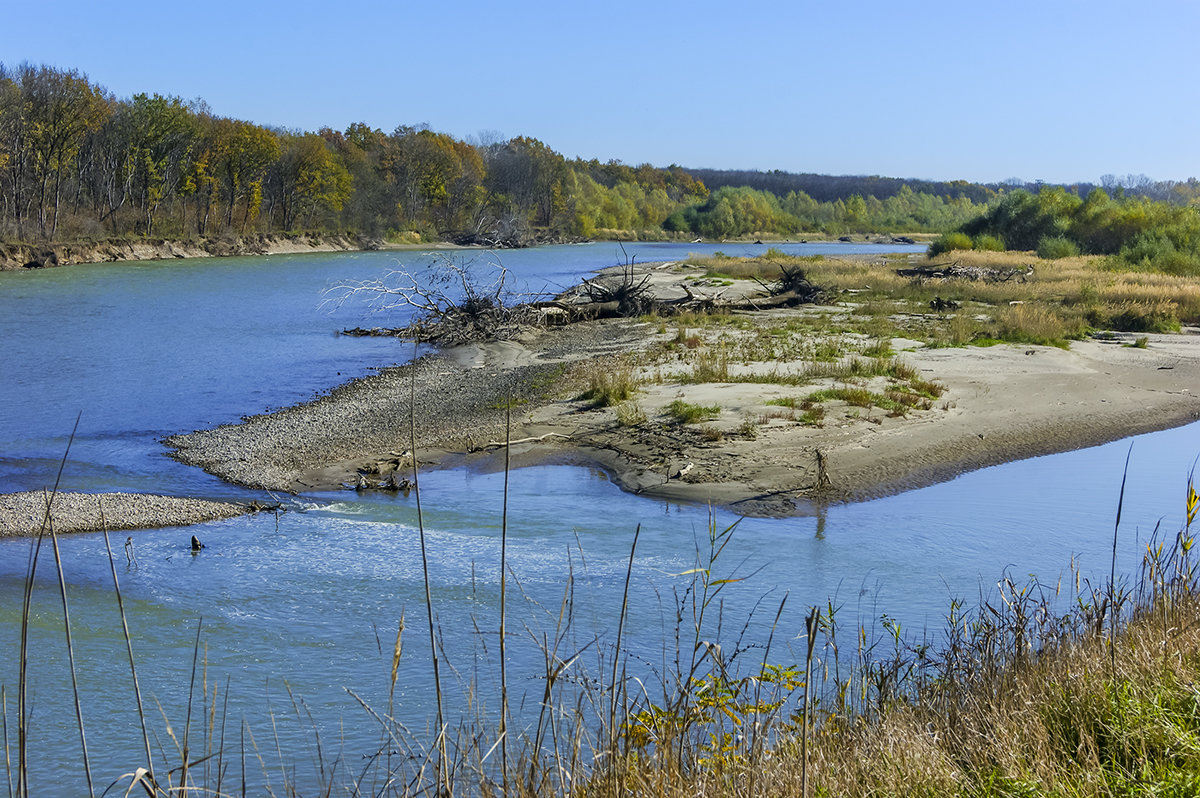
327 256 550 345
896 261 1034 282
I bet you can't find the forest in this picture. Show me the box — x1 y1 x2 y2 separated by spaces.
3 62 1199 253
930 185 1200 276
0 63 985 246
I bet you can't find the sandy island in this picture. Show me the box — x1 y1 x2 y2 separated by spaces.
163 259 1200 518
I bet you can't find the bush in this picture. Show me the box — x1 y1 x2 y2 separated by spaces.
1114 232 1200 276
928 232 974 257
1037 235 1080 259
577 363 639 407
973 234 1005 251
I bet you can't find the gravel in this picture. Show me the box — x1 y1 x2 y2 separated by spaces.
165 319 644 492
0 492 253 536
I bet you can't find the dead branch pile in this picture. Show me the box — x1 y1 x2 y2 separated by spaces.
327 257 550 345
769 264 824 303
332 253 832 346
896 261 1034 283
734 264 825 310
577 266 657 317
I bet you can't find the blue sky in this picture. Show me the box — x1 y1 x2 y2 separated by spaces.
6 0 1198 184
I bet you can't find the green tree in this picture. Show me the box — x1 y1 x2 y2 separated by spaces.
485 136 567 227
125 93 198 235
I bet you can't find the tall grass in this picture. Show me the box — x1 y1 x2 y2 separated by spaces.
576 361 640 407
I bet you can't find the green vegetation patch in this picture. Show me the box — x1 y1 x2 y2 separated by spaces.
665 399 722 424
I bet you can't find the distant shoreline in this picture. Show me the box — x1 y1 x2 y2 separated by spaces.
0 232 934 272
0 232 383 271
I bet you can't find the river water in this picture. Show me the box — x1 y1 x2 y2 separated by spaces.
1 241 1197 794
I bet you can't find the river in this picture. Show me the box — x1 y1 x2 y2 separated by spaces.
1 241 1197 795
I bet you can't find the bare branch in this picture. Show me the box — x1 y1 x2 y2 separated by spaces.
325 255 550 345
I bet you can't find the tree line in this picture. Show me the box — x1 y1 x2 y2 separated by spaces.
0 64 717 245
9 62 1193 249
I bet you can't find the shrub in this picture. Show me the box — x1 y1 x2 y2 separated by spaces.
1114 233 1200 276
578 363 639 407
973 234 1005 251
928 232 974 257
614 401 648 426
1086 304 1181 333
1037 236 1080 259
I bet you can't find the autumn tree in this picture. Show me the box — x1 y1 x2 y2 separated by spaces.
0 64 31 235
269 133 352 230
211 118 280 232
125 94 198 236
324 123 394 235
485 136 567 228
10 64 109 237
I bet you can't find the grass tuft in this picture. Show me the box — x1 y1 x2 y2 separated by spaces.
578 363 641 407
665 399 721 424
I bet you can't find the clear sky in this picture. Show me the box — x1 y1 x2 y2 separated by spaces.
6 0 1198 184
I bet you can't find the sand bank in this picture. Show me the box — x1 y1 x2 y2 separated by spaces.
166 259 1200 517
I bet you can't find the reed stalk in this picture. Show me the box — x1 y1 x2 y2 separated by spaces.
47 510 95 797
17 412 79 798
801 606 819 798
608 523 640 794
3 686 12 798
1110 443 1132 677
215 675 230 798
499 401 511 794
410 349 448 795
179 619 204 793
101 505 156 790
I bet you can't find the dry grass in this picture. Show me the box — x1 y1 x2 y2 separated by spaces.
581 494 1200 798
679 249 1200 348
576 360 641 407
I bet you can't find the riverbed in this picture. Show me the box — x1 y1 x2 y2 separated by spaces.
2 242 1198 794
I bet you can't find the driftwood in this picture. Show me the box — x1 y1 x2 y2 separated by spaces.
726 290 821 311
578 266 656 316
481 432 572 449
897 261 1035 283
930 296 960 311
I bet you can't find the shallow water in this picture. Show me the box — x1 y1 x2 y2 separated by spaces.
1 241 1197 793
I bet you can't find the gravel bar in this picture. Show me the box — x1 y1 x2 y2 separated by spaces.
165 321 641 493
0 491 254 536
